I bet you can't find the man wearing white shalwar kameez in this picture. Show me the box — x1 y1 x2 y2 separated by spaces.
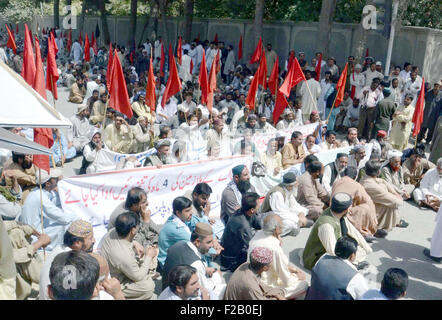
424 205 442 262
248 214 309 298
350 64 365 98
179 52 192 84
156 98 178 124
299 72 321 122
413 159 442 211
70 40 83 63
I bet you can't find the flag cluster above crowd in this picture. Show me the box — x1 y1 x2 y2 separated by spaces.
0 23 441 302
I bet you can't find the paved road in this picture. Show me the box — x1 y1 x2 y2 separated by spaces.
55 88 442 300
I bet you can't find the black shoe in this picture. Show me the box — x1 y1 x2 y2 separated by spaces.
364 235 376 243
356 261 370 270
374 229 388 238
397 219 409 228
423 248 442 263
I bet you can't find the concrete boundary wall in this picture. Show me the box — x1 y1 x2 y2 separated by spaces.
2 16 441 83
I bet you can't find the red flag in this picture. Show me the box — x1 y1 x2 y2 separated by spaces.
412 78 426 137
334 62 348 107
91 32 98 55
33 37 47 100
177 36 182 65
161 44 182 107
198 51 209 105
21 25 36 86
33 128 53 174
190 59 193 75
146 56 156 113
109 49 133 118
215 50 221 74
287 50 295 73
78 31 82 45
350 72 356 99
67 29 72 53
160 40 165 77
245 70 260 110
249 37 262 64
106 43 114 91
279 57 306 97
207 53 217 113
238 35 243 61
15 24 18 35
50 32 58 56
273 90 289 125
84 33 90 62
5 24 16 54
268 56 279 95
315 53 322 81
46 34 60 100
256 52 267 89
214 33 218 43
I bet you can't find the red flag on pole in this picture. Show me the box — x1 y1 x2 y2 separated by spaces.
109 49 133 118
84 33 90 62
279 57 306 97
5 24 17 54
91 32 98 55
50 32 58 56
21 25 36 86
46 35 60 101
256 52 267 90
315 53 322 81
287 50 295 73
249 37 262 64
245 70 260 110
268 56 279 95
238 35 243 61
273 90 289 125
160 40 165 77
161 44 182 107
190 59 194 75
33 37 47 100
67 29 72 53
177 36 182 65
412 77 426 137
207 53 217 113
350 72 356 99
198 51 209 106
215 50 221 74
214 33 218 43
78 31 83 45
334 62 349 107
106 43 114 91
146 56 156 113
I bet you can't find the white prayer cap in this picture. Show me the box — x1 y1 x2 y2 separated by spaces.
36 170 50 185
211 108 219 116
355 64 362 70
177 104 189 113
387 149 403 161
283 108 294 116
376 61 382 66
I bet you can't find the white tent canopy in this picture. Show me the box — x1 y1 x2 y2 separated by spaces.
0 128 52 155
0 61 72 129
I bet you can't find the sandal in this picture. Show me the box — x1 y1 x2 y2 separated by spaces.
397 219 409 228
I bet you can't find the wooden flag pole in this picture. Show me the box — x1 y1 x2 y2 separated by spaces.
326 90 340 123
57 135 64 167
38 168 46 261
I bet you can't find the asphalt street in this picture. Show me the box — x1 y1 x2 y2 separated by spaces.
54 88 441 300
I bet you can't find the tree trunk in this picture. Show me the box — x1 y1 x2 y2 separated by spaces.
316 0 337 58
353 0 375 63
138 0 157 46
65 0 72 6
253 0 264 49
184 0 194 43
130 0 138 45
79 0 87 36
99 0 111 45
157 0 169 45
54 0 60 28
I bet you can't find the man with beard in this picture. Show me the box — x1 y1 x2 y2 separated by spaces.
2 152 36 203
357 80 381 141
39 220 95 300
163 223 226 299
260 173 312 236
221 165 257 225
19 170 78 253
381 150 414 200
86 89 100 115
130 116 152 153
218 92 239 125
412 158 442 211
68 104 95 153
343 99 361 130
144 139 172 167
169 104 190 131
322 153 348 194
90 92 108 124
68 76 87 104
302 193 372 271
131 91 156 123
257 113 276 134
341 127 361 147
236 114 259 136
221 192 262 272
276 108 296 130
402 148 435 188
370 130 393 162
104 114 134 153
